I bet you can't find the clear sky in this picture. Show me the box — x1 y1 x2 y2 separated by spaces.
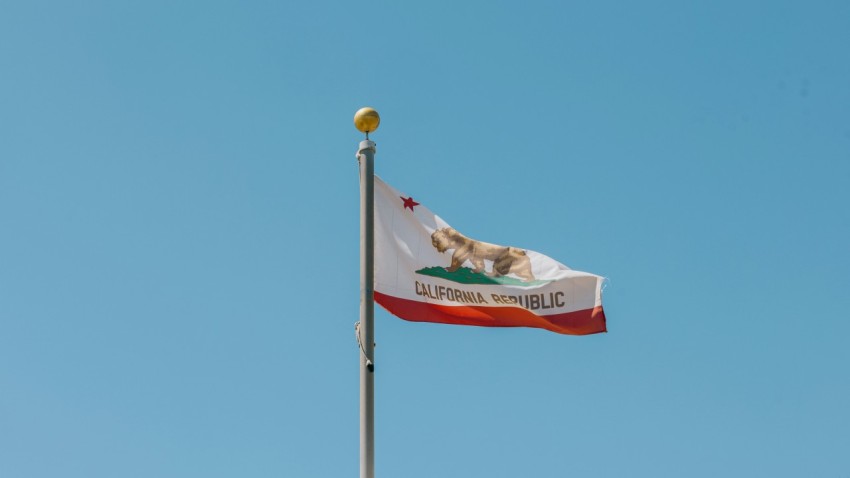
2 1 849 477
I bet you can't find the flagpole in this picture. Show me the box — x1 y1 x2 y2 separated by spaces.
354 107 380 478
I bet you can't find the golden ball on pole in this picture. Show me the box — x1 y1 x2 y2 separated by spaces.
354 107 380 135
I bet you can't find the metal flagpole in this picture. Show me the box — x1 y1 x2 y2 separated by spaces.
354 107 380 478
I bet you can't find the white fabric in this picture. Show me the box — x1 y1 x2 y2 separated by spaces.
374 176 604 316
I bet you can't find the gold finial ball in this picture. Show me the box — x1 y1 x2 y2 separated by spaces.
354 107 380 134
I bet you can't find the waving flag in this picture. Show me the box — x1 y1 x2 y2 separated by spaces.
374 176 606 335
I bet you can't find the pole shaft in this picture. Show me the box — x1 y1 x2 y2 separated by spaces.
358 140 376 478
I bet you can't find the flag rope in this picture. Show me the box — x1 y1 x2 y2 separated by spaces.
354 321 374 372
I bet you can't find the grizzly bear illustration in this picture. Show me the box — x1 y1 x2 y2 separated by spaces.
430 227 535 282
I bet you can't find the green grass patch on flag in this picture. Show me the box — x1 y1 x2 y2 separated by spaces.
415 266 551 287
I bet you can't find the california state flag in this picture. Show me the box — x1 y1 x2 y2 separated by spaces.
374 176 607 335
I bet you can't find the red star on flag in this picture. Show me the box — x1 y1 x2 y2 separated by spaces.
400 196 420 211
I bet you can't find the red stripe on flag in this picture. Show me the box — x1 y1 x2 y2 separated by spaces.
374 292 606 336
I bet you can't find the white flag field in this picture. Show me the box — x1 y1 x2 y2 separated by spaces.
373 176 607 335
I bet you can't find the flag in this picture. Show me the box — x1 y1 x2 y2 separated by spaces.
374 176 607 335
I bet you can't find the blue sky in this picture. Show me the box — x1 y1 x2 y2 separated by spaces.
2 1 849 477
